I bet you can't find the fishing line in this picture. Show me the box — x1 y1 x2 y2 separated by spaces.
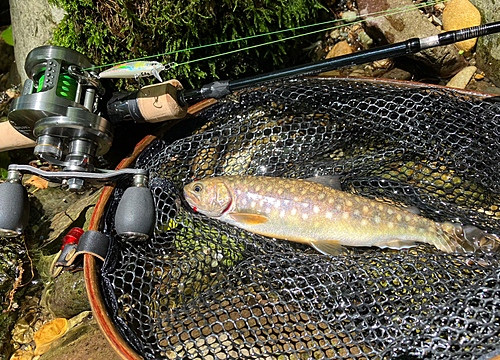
84 0 448 71
175 0 448 68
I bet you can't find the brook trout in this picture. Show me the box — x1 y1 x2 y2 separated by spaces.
183 176 487 255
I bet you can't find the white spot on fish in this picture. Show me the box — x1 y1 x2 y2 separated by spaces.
362 206 369 213
302 213 308 220
265 207 271 214
361 219 368 226
326 212 333 219
387 222 394 229
277 188 284 195
408 226 415 232
353 210 360 217
251 201 256 208
396 214 402 221
291 209 297 216
336 204 342 211
302 203 309 208
374 216 381 224
313 206 320 214
255 185 261 191
405 215 412 222
346 200 353 207
274 200 281 208
329 198 335 204
342 212 349 220
280 210 285 218
318 193 325 200
387 209 394 215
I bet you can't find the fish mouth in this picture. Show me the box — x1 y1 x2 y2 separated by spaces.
183 190 199 210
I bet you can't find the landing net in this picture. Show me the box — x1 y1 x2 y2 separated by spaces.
100 77 500 359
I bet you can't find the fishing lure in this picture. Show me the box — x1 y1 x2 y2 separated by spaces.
98 61 174 82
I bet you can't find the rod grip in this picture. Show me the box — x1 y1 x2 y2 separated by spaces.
107 80 188 124
136 79 188 123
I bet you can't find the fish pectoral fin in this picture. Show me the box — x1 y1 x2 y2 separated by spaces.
229 213 269 225
310 240 343 256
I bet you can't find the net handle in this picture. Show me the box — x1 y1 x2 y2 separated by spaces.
83 99 217 360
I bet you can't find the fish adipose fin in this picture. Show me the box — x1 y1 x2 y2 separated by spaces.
229 213 269 225
310 240 343 256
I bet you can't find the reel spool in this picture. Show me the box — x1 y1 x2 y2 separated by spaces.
8 45 113 178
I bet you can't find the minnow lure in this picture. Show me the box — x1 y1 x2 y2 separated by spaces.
98 61 174 82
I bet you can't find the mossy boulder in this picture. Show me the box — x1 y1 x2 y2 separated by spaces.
49 0 329 89
470 0 500 87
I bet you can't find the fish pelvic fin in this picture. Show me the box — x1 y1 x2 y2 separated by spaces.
310 240 343 256
229 213 269 225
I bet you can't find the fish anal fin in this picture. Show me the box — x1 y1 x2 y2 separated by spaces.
310 240 343 256
229 213 269 225
376 239 416 249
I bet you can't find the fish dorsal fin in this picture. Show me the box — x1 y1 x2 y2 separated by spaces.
403 206 421 215
229 213 269 225
305 176 342 190
310 240 343 256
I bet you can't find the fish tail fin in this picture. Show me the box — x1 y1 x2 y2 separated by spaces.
436 222 500 253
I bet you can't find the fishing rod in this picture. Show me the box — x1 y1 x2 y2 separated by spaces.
104 20 500 125
178 21 500 106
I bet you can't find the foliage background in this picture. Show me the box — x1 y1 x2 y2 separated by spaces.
48 0 330 89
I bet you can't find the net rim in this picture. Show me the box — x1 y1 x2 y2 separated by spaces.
83 76 498 360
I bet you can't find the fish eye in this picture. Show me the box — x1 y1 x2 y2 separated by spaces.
193 184 203 193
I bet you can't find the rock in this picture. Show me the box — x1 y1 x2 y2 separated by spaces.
342 11 358 23
9 0 66 84
381 67 412 80
445 65 477 89
442 0 481 53
469 0 500 87
42 271 90 318
357 0 466 77
326 41 353 59
38 316 122 360
484 87 500 96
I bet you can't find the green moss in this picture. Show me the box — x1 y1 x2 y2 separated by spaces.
48 0 328 89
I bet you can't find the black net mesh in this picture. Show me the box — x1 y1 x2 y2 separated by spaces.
100 77 500 360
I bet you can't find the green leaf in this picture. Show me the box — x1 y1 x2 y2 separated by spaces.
1 25 13 46
0 152 10 180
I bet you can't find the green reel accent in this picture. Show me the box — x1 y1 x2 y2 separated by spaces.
37 69 78 101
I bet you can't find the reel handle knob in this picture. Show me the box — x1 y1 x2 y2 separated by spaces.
115 182 155 241
0 174 30 237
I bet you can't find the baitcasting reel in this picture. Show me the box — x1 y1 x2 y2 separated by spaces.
1 46 155 239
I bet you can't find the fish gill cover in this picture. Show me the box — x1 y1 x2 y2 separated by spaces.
101 77 500 359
